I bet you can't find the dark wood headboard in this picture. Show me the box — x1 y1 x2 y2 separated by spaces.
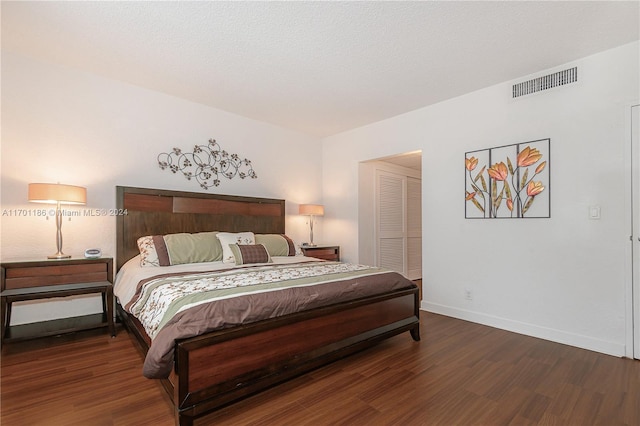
116 186 285 271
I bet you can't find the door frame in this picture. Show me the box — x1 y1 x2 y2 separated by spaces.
625 102 639 359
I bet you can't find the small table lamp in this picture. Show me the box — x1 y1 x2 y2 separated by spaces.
28 183 87 259
299 204 324 247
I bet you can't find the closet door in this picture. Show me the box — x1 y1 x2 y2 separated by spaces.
406 177 422 280
377 171 405 274
376 170 422 280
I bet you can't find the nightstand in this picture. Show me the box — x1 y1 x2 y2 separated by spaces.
1 257 115 343
301 245 340 261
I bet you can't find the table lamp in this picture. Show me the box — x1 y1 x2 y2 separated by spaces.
299 204 324 247
28 183 87 259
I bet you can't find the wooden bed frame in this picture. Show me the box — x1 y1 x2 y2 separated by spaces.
115 186 420 426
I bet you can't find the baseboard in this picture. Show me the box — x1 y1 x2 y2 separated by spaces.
421 301 626 358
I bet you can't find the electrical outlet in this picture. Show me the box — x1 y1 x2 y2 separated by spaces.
464 289 473 300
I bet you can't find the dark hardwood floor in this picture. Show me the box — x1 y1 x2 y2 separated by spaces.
2 312 639 425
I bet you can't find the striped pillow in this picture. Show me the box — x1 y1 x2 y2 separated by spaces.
229 244 273 265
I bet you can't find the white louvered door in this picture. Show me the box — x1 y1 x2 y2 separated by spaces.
377 171 405 273
406 177 422 280
376 170 422 280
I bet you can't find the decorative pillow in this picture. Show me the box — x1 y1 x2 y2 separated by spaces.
164 232 222 265
137 235 171 266
255 234 298 256
137 235 161 267
216 232 256 263
136 231 222 267
229 243 272 265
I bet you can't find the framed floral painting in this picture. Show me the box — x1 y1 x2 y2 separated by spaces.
465 138 550 219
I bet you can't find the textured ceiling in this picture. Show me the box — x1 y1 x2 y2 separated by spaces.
2 1 639 137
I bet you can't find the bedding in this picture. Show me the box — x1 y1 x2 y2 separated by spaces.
115 255 416 379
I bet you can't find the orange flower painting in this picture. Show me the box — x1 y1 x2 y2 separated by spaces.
465 139 550 218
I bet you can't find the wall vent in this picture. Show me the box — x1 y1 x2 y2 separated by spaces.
512 66 577 98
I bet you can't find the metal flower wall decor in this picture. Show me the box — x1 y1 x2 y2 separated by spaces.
465 138 550 219
158 138 257 189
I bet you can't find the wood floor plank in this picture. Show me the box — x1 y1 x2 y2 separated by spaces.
2 312 640 425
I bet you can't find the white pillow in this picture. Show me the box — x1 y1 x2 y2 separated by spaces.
216 232 256 263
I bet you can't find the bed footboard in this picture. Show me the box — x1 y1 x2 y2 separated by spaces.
174 288 419 425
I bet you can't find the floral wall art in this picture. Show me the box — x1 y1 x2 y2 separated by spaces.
158 138 257 190
465 138 550 219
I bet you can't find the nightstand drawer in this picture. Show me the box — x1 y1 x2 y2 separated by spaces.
4 263 109 290
301 246 340 261
308 248 337 259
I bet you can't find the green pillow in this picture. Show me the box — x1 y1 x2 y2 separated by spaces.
255 234 296 256
163 231 223 265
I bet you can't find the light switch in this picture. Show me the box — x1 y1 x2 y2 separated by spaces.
589 205 601 220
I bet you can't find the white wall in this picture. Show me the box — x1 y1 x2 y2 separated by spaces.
1 52 323 324
322 42 639 357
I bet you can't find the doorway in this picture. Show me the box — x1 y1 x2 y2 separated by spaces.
358 151 422 281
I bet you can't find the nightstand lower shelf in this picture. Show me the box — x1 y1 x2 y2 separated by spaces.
3 313 110 342
1 281 115 343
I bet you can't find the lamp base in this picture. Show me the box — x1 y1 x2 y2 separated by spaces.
48 253 71 259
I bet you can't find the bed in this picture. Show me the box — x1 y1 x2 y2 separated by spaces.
115 186 420 426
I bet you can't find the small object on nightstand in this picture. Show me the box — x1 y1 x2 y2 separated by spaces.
301 245 340 262
84 248 102 258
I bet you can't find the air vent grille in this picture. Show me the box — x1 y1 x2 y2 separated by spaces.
512 67 577 98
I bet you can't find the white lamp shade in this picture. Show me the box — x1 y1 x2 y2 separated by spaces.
299 204 324 216
28 183 86 205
